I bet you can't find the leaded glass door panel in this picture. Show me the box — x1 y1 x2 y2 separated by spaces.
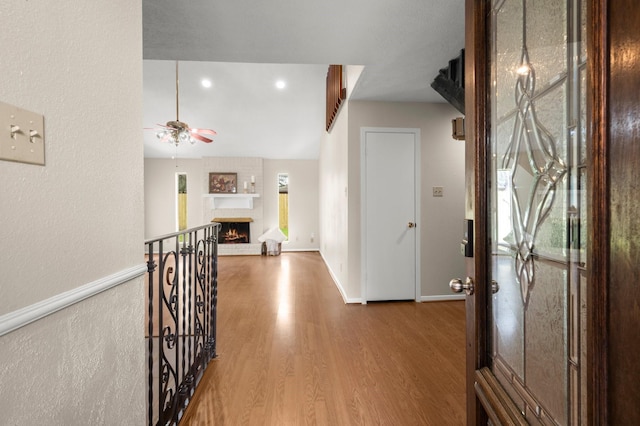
486 0 587 424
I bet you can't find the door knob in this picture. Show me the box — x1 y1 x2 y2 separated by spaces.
449 277 475 295
492 280 500 294
408 222 416 228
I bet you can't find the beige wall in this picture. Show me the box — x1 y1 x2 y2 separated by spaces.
319 102 352 299
0 0 145 423
145 158 320 251
264 159 320 251
318 100 466 302
144 159 205 239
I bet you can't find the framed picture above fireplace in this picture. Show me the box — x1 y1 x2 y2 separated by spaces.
209 173 237 194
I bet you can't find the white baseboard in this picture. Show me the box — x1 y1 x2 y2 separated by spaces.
0 264 147 337
420 294 466 302
318 251 361 304
293 251 463 305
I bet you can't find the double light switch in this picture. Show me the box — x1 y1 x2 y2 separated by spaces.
0 100 45 166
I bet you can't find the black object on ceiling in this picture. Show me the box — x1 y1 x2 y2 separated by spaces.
431 49 465 114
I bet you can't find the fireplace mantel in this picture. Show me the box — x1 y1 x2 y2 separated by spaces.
212 217 253 223
203 193 260 209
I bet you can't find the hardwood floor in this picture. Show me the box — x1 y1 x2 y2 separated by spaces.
180 252 466 425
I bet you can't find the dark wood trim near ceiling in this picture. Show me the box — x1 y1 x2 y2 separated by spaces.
325 65 346 132
431 49 466 114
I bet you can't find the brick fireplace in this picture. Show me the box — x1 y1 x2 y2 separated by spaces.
204 156 264 255
213 217 261 254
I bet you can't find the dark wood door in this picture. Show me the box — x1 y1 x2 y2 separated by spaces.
463 0 640 424
599 0 640 423
465 0 585 424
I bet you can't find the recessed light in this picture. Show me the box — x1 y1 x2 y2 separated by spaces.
275 80 286 90
201 79 212 88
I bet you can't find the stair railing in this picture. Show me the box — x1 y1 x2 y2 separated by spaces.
145 223 220 426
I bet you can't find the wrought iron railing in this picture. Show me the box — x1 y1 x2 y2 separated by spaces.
145 223 221 426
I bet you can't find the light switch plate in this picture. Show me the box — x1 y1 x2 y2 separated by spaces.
433 186 444 197
0 101 45 165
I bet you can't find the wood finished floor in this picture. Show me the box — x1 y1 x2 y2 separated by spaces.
180 252 466 425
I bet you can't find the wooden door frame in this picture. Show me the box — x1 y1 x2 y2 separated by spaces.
586 0 608 423
360 127 421 303
464 0 610 424
464 0 489 424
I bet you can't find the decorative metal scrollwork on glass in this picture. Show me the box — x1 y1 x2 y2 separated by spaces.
489 0 587 424
501 42 567 306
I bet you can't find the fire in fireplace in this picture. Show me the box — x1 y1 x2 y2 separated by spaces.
214 218 252 244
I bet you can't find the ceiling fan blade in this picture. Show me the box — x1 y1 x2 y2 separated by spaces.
190 132 213 143
191 128 217 135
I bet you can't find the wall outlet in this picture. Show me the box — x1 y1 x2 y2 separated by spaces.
433 186 444 197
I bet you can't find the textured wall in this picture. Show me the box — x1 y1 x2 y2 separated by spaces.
0 279 145 425
0 0 145 423
0 0 144 314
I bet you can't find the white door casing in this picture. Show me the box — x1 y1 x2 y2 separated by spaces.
361 127 420 302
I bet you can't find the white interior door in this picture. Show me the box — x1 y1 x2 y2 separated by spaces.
362 128 419 301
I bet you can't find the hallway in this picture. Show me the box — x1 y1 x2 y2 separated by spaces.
180 252 466 425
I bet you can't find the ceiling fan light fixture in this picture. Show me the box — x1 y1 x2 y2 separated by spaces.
179 130 191 144
150 61 217 147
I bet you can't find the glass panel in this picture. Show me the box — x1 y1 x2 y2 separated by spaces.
532 175 567 260
525 261 567 424
580 66 587 165
526 1 567 87
177 173 187 243
579 167 587 263
495 0 523 120
177 173 187 232
580 270 587 421
278 173 289 240
492 253 525 378
488 0 586 424
580 1 587 62
532 83 568 162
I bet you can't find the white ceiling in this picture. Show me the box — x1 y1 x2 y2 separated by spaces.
142 0 465 159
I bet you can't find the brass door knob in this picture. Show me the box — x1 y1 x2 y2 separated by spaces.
408 222 416 228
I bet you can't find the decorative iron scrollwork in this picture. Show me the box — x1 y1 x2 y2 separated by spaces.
146 223 221 426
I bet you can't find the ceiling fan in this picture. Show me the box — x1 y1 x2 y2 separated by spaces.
150 61 217 146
